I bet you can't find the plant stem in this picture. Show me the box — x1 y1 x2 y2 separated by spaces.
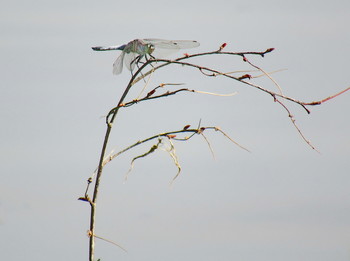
88 61 151 261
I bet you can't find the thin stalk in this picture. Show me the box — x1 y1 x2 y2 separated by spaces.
88 60 151 261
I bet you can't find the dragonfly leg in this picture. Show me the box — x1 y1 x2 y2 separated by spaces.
135 56 143 71
132 56 148 82
128 55 143 77
145 54 156 71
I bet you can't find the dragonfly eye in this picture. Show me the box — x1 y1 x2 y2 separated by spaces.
148 44 155 54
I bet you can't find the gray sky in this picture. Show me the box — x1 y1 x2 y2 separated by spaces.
1 0 350 260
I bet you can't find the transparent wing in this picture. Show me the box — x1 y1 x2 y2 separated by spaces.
149 48 180 59
142 39 200 58
124 52 140 72
113 52 125 75
143 39 200 49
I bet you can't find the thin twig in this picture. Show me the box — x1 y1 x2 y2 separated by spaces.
303 87 350 105
214 127 251 152
274 97 319 152
242 55 284 95
200 132 216 159
89 232 128 253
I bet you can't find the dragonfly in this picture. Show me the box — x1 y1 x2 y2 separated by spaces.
92 39 200 75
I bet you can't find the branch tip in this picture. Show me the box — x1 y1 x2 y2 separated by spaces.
265 48 275 53
219 43 227 51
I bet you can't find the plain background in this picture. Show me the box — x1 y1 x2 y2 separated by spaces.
1 0 349 260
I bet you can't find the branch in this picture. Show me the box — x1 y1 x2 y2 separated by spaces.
106 85 237 117
273 97 319 152
127 54 348 149
303 87 350 105
131 47 275 85
83 43 349 261
78 124 249 189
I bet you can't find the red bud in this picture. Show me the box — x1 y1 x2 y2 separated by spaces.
238 74 252 80
197 127 206 134
219 43 227 50
147 89 156 97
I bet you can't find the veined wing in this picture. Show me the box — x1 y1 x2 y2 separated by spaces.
143 39 200 50
113 52 125 75
123 51 139 72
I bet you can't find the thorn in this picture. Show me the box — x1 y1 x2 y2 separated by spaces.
167 134 177 139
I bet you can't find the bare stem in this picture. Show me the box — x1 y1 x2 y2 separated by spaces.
87 60 152 261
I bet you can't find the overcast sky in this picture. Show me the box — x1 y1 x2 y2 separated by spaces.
1 0 350 260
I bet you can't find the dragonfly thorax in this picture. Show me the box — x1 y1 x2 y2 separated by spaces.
124 39 154 56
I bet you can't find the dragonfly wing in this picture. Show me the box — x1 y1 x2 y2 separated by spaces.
150 48 179 59
113 52 125 75
143 39 200 49
124 52 139 72
142 39 200 58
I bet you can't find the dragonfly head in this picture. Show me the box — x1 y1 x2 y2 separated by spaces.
147 44 155 55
